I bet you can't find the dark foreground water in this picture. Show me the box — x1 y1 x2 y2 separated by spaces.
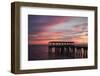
28 45 48 60
28 45 87 61
28 45 71 61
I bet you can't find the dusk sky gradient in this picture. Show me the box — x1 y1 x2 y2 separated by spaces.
28 15 88 45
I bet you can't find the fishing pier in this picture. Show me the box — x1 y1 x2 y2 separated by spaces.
48 41 87 59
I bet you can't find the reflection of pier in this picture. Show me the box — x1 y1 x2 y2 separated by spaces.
48 41 88 59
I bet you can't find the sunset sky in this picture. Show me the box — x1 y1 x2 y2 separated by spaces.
28 15 88 45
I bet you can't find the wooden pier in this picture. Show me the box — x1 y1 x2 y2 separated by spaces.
48 41 88 59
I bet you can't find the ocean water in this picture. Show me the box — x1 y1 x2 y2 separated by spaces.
28 45 88 61
28 45 48 60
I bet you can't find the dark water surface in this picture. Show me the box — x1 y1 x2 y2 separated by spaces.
28 45 71 61
28 45 87 61
28 45 48 60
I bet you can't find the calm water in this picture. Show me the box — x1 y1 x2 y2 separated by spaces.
28 45 87 61
28 45 48 60
28 45 71 61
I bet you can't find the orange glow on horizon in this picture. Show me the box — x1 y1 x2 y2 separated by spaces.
29 36 88 45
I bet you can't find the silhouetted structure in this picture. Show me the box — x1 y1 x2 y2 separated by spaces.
48 41 88 59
